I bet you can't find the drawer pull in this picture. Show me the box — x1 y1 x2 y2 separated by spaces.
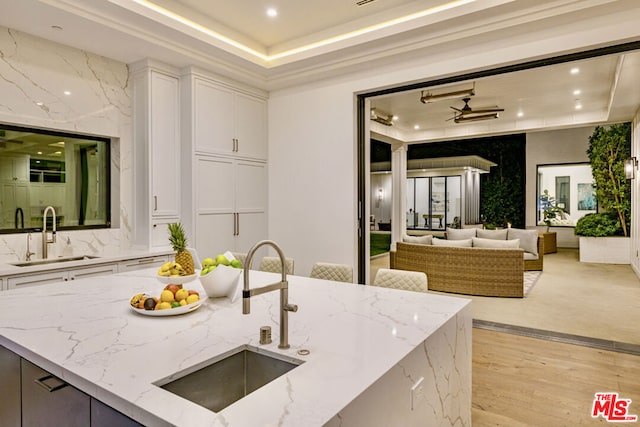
35 374 69 392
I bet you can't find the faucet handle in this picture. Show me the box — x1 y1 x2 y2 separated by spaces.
284 303 298 313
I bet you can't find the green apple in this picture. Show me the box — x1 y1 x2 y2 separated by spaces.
230 259 242 269
202 257 215 268
215 254 230 266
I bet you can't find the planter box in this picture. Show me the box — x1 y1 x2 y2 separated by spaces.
579 236 630 264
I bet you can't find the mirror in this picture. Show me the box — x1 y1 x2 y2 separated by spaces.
0 124 110 233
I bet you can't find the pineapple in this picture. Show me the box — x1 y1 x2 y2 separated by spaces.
167 222 195 275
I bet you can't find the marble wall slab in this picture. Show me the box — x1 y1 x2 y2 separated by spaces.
0 26 131 263
324 305 472 427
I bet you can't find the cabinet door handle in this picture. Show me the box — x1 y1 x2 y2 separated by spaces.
237 213 240 236
35 374 69 392
154 196 158 211
233 213 237 236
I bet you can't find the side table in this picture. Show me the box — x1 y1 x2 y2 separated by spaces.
540 231 557 254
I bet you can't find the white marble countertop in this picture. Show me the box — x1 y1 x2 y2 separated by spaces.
0 249 172 277
0 268 470 426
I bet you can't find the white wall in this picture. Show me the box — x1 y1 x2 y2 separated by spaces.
526 127 594 247
268 83 357 277
268 5 640 280
0 27 131 262
370 173 392 227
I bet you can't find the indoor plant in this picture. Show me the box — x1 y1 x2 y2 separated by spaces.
576 122 631 263
576 122 631 237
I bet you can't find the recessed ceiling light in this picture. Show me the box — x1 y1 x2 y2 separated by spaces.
392 115 398 121
570 67 580 75
63 90 71 96
36 102 43 106
266 8 277 17
37 151 43 155
517 111 524 117
575 103 583 110
573 89 581 96
414 125 420 130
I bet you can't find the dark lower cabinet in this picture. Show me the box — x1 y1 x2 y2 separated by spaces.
0 345 21 427
2 345 142 427
91 398 142 427
21 359 91 426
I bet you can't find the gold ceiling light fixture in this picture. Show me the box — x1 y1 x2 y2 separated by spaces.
370 108 394 126
420 83 475 104
453 113 499 123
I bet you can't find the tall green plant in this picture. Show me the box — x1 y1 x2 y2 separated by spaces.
586 122 631 236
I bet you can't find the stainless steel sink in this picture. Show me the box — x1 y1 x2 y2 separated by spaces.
159 347 302 413
10 255 100 267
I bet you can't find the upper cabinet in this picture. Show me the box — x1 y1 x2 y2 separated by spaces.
0 156 29 182
187 73 267 160
148 71 181 218
130 60 181 249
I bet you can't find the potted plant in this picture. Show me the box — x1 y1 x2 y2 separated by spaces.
576 122 631 263
539 189 565 232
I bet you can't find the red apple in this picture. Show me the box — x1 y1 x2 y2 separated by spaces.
164 284 180 295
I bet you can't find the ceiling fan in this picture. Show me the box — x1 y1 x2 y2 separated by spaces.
448 97 504 123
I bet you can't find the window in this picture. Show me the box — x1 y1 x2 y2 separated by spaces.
537 163 595 227
407 176 461 231
0 124 110 232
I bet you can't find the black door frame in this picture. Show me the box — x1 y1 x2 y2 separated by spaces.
356 41 640 284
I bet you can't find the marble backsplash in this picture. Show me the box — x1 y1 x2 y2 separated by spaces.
0 229 124 263
0 25 133 262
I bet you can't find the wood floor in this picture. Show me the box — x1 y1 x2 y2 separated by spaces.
472 328 640 426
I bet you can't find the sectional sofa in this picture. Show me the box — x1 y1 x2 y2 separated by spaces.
389 228 544 297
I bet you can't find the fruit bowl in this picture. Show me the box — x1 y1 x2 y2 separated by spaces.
130 298 202 317
156 273 198 285
200 265 242 301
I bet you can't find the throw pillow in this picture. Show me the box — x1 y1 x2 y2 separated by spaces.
507 228 538 256
403 234 433 245
433 237 473 247
445 227 476 240
472 237 520 249
476 228 508 240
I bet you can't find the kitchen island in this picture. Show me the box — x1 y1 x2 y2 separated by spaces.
0 268 471 426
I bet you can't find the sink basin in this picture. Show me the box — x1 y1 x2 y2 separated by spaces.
159 347 302 413
10 255 100 267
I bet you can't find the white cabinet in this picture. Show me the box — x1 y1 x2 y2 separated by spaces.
131 60 181 249
7 263 117 290
117 254 170 273
1 182 29 229
7 270 68 289
0 156 29 182
194 156 267 257
189 75 267 160
67 264 118 281
0 155 30 230
149 71 181 218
